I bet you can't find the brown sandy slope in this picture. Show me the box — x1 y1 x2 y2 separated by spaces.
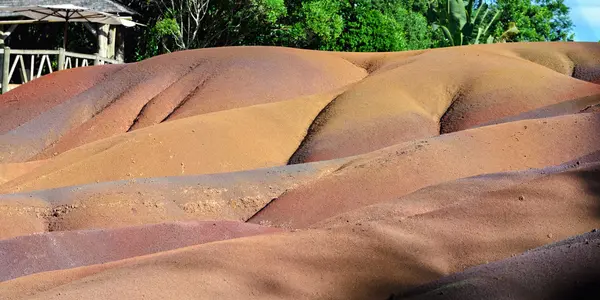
313 150 600 230
0 160 338 240
0 65 123 134
1 161 598 299
289 42 600 163
393 230 600 300
0 220 281 282
2 43 600 299
477 93 600 127
2 42 599 203
1 43 599 165
4 111 598 233
0 160 47 184
0 47 365 163
250 112 600 228
0 91 338 194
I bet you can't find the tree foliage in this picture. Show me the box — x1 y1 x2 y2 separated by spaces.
281 0 431 52
2 0 577 62
5 23 96 54
120 0 288 60
490 0 574 41
428 0 502 46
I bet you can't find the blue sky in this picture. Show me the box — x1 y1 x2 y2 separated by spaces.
565 0 600 41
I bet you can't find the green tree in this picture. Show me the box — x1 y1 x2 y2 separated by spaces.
490 0 574 41
18 0 574 62
284 0 432 52
427 0 502 46
5 23 96 54
339 0 431 51
122 0 287 61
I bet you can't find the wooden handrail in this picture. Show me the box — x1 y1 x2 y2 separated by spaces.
64 51 120 64
7 49 60 55
0 47 123 93
64 51 97 60
0 48 118 62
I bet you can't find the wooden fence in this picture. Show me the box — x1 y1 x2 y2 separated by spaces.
0 47 122 93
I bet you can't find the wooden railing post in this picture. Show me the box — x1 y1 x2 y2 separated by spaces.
0 49 119 92
2 47 10 94
0 48 3 93
97 24 109 59
58 48 65 71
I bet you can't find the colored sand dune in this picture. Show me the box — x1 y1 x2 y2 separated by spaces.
1 42 599 299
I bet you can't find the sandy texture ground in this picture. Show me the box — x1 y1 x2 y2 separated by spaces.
394 230 600 299
0 220 282 282
1 42 599 299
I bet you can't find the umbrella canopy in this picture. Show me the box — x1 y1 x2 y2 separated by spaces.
0 4 136 26
0 4 137 49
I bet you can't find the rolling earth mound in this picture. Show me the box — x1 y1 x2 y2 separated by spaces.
1 42 599 299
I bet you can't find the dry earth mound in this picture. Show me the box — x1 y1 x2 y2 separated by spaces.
394 230 600 300
1 42 600 299
2 161 599 299
0 220 281 282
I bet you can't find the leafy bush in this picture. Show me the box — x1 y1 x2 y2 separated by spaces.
428 0 501 46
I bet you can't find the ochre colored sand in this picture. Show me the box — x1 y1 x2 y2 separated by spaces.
0 220 281 282
1 42 599 299
394 230 600 299
0 162 337 239
0 90 339 193
0 160 47 184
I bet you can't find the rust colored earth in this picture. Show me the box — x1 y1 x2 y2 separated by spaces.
1 42 600 299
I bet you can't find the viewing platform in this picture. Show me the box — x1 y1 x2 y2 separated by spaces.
0 46 121 93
